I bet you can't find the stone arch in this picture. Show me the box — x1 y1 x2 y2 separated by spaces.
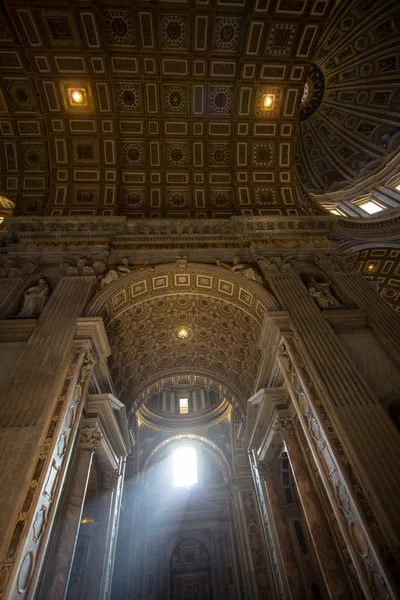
142 433 233 483
86 262 280 409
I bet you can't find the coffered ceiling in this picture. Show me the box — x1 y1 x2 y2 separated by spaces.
0 0 334 218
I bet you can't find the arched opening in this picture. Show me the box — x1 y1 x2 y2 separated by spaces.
86 263 278 600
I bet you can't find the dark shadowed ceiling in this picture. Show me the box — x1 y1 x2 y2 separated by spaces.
0 0 335 219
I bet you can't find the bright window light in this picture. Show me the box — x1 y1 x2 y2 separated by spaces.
396 185 400 191
359 201 383 215
329 209 340 215
179 398 188 414
173 447 198 487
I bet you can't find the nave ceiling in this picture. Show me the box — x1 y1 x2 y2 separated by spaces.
0 0 337 219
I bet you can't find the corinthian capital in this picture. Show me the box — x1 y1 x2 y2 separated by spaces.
272 417 295 439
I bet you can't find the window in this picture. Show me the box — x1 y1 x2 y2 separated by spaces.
173 447 198 487
359 201 383 215
179 398 188 414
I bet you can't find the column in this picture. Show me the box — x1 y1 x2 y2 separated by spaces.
257 460 305 600
273 418 350 600
41 426 102 600
0 277 25 318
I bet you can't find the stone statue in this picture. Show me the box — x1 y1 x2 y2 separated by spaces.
101 258 135 288
307 277 342 309
117 257 135 275
215 256 263 285
18 278 49 317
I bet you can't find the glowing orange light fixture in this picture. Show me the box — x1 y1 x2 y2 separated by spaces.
367 263 376 271
68 88 87 106
178 329 188 339
262 93 275 110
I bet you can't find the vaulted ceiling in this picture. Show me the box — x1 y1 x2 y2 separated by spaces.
0 0 336 219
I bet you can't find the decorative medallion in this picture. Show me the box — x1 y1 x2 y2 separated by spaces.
123 143 145 166
123 189 144 208
20 196 43 215
214 18 241 51
209 144 230 167
165 143 188 166
117 84 140 112
161 15 188 48
42 11 80 46
165 85 187 113
8 80 35 111
77 190 95 203
22 145 44 171
106 11 134 45
253 144 274 167
211 190 232 208
265 24 296 56
167 190 189 207
255 188 277 205
210 87 232 114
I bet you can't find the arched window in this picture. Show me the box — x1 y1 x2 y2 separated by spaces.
173 446 198 487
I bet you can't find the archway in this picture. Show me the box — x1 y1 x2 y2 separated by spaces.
87 263 278 600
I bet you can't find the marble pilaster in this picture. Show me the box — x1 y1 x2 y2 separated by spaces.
41 426 102 599
257 460 305 600
0 278 25 319
273 418 350 599
266 271 400 552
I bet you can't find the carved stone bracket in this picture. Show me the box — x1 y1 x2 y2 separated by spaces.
271 417 295 440
60 251 110 280
0 255 39 279
252 249 298 274
79 426 103 451
314 250 356 274
103 469 119 490
257 460 273 480
176 255 188 270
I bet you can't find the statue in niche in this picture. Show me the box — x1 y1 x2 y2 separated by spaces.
215 256 263 285
307 277 342 309
18 278 49 317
